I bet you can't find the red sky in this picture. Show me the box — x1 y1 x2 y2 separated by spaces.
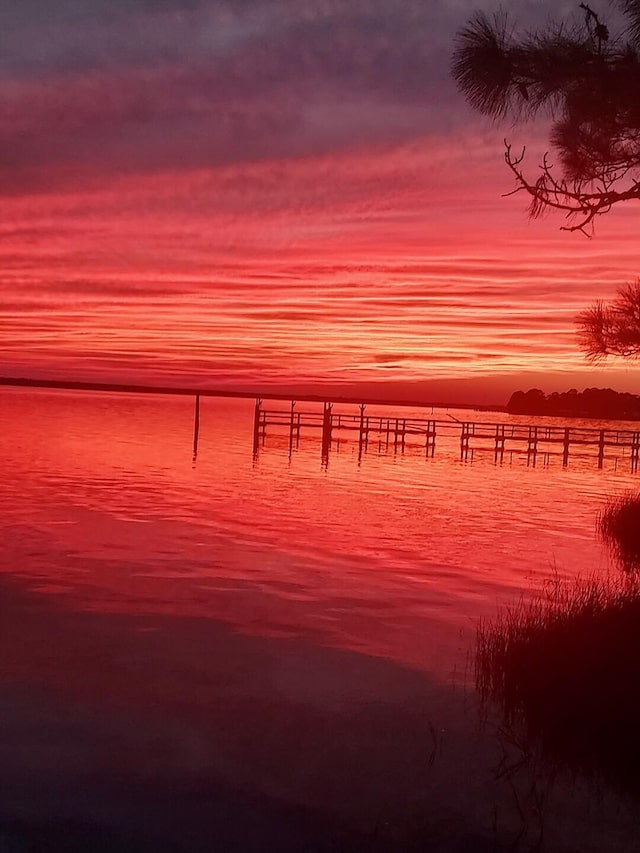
1 0 638 404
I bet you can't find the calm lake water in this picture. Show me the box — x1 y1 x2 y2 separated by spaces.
1 388 639 852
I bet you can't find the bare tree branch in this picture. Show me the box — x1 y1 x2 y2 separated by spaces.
452 3 640 230
503 141 640 235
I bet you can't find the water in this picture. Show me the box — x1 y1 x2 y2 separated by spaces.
1 387 639 851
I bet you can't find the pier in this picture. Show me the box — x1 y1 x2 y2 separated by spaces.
252 400 640 470
2 378 639 470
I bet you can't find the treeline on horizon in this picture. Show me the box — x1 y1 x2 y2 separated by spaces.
507 388 640 419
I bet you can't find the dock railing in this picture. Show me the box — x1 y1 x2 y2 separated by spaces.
252 399 640 470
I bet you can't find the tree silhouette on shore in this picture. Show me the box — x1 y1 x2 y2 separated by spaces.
507 385 640 417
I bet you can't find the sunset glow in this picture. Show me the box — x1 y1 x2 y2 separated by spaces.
1 0 639 400
5 4 640 847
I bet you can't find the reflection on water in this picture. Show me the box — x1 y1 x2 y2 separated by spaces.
2 388 640 850
2 390 638 669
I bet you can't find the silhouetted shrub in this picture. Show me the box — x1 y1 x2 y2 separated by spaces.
598 493 640 571
476 574 640 794
506 387 640 418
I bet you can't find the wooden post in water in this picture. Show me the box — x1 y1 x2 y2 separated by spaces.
460 423 469 460
321 401 333 459
288 400 296 456
425 419 436 457
598 429 605 469
358 404 366 451
563 427 571 467
494 424 505 463
192 394 200 461
632 431 640 472
252 398 262 455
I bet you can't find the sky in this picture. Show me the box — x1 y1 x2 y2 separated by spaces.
1 0 638 404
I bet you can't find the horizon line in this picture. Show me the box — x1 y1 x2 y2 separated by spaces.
0 376 506 413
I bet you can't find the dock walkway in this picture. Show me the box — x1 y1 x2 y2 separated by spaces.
252 399 640 469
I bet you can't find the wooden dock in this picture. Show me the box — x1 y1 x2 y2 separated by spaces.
252 399 640 470
3 378 638 469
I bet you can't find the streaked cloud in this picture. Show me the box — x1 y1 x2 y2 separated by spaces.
0 0 638 398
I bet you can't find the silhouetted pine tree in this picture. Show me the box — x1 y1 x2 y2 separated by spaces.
452 2 640 233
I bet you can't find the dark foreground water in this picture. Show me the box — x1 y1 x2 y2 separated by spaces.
1 388 639 851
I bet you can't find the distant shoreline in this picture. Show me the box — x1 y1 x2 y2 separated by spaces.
0 376 506 413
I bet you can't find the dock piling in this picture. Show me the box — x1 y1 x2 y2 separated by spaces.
461 422 471 460
358 404 366 450
425 419 436 456
192 394 200 461
494 424 505 462
632 432 640 472
321 401 333 459
598 429 605 468
563 427 571 467
252 398 262 455
289 400 296 456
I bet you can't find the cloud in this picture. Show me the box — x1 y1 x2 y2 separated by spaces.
2 0 638 393
0 0 584 197
0 0 479 193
